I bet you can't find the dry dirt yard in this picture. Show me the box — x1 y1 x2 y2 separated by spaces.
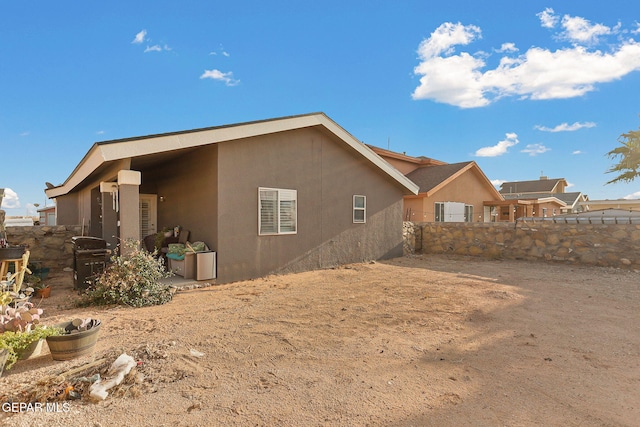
0 254 638 427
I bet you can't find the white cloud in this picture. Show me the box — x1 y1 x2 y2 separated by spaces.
417 22 481 59
561 15 612 45
572 150 582 155
475 133 519 157
19 131 29 137
412 12 640 108
132 30 147 44
537 8 558 29
633 22 640 35
623 191 640 199
497 42 518 53
521 143 550 156
144 44 171 53
200 69 240 86
535 121 596 132
491 179 505 187
1 188 20 209
210 45 230 57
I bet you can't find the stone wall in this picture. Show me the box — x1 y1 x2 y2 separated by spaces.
4 225 85 271
408 221 640 269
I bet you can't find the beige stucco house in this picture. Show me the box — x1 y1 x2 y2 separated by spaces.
368 147 504 222
499 176 590 219
44 113 418 283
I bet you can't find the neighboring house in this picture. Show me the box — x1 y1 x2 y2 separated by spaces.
38 206 56 226
500 177 569 195
44 113 419 284
579 199 640 212
498 176 589 219
369 146 504 222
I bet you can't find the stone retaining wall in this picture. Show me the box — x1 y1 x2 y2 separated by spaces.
4 225 85 271
406 221 640 269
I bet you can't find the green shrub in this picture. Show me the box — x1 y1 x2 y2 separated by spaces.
80 239 174 308
0 326 63 370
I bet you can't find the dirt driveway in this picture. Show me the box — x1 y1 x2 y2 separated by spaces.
1 254 638 426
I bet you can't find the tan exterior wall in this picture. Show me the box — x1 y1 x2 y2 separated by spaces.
51 128 406 284
215 127 405 283
407 168 498 222
55 193 80 225
148 145 219 250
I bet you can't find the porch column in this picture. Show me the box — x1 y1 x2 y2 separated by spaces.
118 170 142 255
509 203 515 222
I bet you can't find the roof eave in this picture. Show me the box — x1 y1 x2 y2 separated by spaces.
46 113 419 198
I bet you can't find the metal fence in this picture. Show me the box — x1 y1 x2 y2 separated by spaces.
518 216 640 224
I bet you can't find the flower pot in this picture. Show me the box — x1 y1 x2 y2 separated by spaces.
46 320 101 361
35 287 51 298
0 246 25 261
18 338 44 360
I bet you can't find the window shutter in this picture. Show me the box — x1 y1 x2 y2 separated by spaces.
279 189 297 233
259 189 278 234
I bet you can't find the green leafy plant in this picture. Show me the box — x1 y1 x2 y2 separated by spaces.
0 326 63 370
80 239 174 308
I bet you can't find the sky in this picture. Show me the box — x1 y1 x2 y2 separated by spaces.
2 1 640 216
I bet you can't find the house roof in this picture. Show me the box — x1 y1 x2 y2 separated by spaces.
503 191 585 207
366 145 446 167
499 178 567 194
405 161 504 200
45 113 419 198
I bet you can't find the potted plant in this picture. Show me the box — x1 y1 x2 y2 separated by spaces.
0 291 62 370
34 282 51 299
46 318 101 361
24 274 50 298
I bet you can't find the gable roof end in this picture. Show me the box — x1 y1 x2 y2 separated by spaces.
45 113 419 198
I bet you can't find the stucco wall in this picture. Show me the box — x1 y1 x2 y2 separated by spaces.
404 167 499 223
407 221 640 268
4 225 85 271
216 127 406 283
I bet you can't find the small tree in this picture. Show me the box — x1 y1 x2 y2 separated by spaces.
606 126 640 185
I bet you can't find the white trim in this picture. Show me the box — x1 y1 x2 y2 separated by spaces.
353 195 366 223
46 113 419 199
258 187 297 236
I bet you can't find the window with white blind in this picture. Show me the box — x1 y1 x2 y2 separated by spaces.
353 195 366 223
259 187 297 235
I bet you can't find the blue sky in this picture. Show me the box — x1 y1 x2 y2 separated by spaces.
2 1 640 216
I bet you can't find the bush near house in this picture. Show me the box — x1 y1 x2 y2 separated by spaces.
79 239 174 308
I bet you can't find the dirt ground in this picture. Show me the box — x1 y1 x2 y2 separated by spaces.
0 254 638 427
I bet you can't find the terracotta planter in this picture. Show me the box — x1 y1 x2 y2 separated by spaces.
35 287 51 298
46 320 101 361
